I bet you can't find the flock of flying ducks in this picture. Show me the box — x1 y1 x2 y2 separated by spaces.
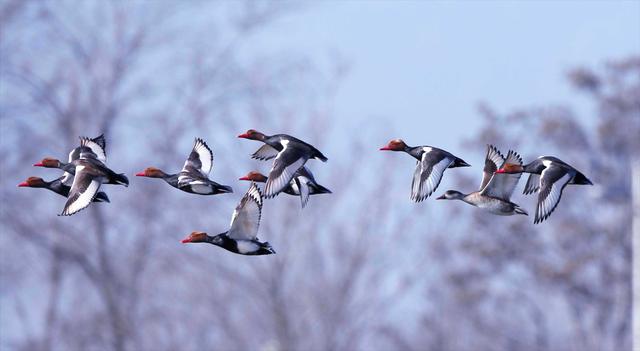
19 131 592 255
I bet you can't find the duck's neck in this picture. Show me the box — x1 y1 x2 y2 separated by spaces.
253 132 270 142
46 179 65 192
405 145 423 160
153 169 171 178
524 160 544 174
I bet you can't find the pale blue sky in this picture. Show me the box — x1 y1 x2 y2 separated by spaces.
253 1 639 155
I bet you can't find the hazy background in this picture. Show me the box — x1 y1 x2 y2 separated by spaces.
1 1 638 350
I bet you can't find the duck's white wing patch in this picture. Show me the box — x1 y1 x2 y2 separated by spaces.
181 138 213 176
411 152 451 202
68 148 80 163
61 172 74 186
479 144 504 191
251 144 280 161
295 176 311 208
534 167 572 224
60 168 101 216
79 136 107 163
481 150 523 200
264 145 307 198
524 174 541 195
228 183 263 240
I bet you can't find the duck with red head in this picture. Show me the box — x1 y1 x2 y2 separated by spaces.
181 183 275 256
239 167 331 208
238 129 328 199
19 176 110 203
136 138 233 195
496 155 593 224
33 157 65 169
237 129 267 141
379 138 470 202
32 134 127 215
239 171 268 183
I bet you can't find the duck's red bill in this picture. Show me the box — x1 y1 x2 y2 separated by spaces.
379 146 392 151
239 176 250 181
181 237 191 244
33 163 44 167
135 172 146 176
237 133 249 138
17 182 28 187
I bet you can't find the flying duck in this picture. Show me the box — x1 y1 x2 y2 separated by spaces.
59 137 129 216
181 183 275 256
379 139 470 202
436 145 528 216
239 167 331 208
238 129 327 198
18 176 110 203
34 134 107 186
496 156 592 223
136 138 232 195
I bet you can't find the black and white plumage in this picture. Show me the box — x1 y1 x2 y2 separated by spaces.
380 139 470 202
61 168 102 216
181 183 275 256
480 149 523 201
251 144 280 161
238 130 328 198
497 156 593 224
176 138 233 195
178 138 213 182
264 142 308 198
18 176 109 203
36 134 106 186
60 138 128 216
436 145 527 216
239 167 332 208
137 138 232 195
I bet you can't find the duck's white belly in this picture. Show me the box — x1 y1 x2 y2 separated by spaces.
191 184 212 194
236 240 260 254
466 194 513 216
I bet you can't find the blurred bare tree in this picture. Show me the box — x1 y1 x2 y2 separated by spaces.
0 1 417 351
384 57 637 351
1 1 636 351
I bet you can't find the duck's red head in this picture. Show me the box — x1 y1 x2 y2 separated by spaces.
238 129 265 140
33 158 60 168
18 176 46 188
495 163 524 174
239 171 268 183
380 139 407 151
181 231 208 244
135 167 166 178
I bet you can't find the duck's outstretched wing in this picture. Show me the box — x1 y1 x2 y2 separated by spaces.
524 174 541 195
182 138 213 175
479 145 504 191
252 144 280 161
228 183 263 240
60 166 101 216
79 135 107 163
411 149 452 202
534 166 572 224
264 143 307 198
294 176 311 208
178 138 213 186
481 150 523 200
